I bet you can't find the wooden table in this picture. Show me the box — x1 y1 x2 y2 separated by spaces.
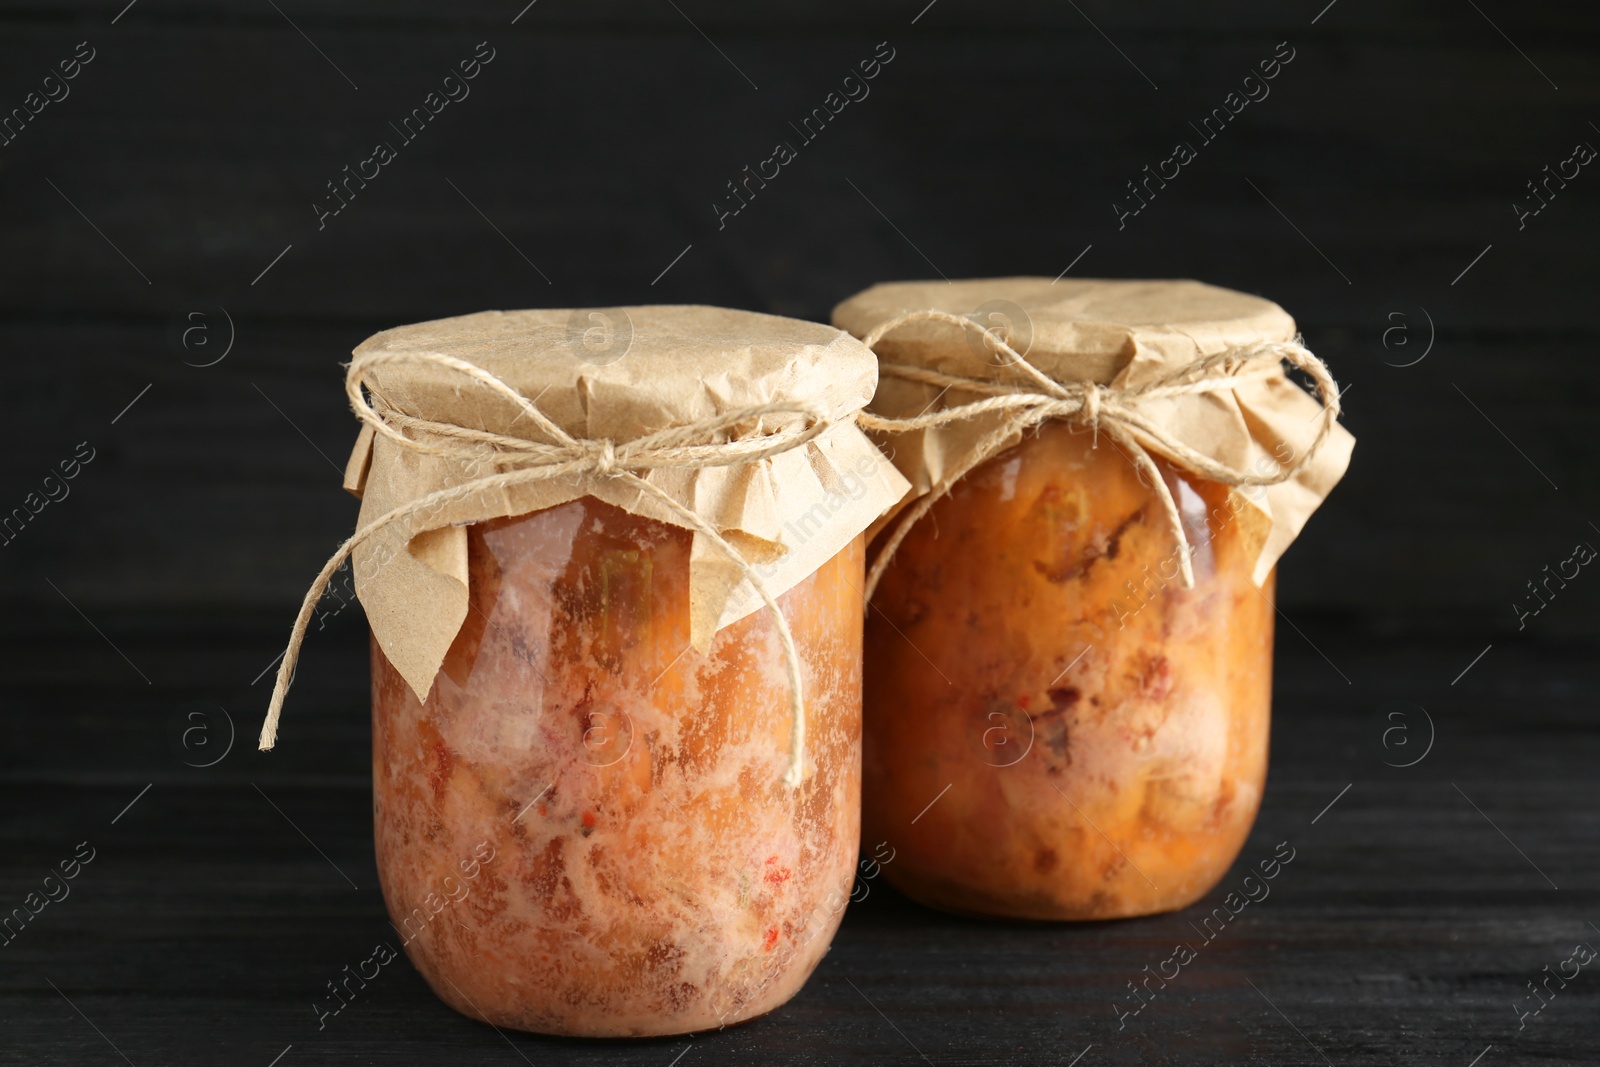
2 614 1593 1066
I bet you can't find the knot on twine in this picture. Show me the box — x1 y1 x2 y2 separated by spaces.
1081 382 1104 445
855 309 1343 601
259 349 834 790
588 439 618 476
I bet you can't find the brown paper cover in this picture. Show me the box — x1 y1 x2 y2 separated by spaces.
345 306 910 702
831 278 1355 586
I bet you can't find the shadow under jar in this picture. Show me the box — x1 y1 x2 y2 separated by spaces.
863 422 1272 920
373 498 864 1036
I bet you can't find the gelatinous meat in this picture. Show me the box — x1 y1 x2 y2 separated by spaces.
373 498 863 1035
864 422 1272 920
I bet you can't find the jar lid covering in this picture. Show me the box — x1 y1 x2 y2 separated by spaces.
833 278 1355 588
345 305 909 704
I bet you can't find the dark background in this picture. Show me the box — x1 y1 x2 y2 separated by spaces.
1 2 1596 1065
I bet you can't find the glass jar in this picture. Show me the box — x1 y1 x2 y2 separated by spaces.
863 420 1273 920
373 497 864 1036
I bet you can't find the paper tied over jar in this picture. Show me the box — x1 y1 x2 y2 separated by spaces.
343 305 910 704
832 278 1356 588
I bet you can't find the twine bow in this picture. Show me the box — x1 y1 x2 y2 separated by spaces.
854 309 1343 601
258 350 833 789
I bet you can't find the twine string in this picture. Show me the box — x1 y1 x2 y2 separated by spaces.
855 309 1342 601
260 350 832 789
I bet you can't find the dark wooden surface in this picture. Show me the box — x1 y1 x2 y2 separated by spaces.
2 2 1598 1064
3 615 1597 1066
